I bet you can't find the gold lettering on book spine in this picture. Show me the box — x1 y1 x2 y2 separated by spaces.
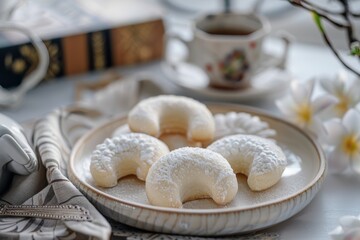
44 41 61 79
20 45 38 75
4 45 36 75
121 23 153 64
3 41 61 80
92 32 106 69
112 20 164 66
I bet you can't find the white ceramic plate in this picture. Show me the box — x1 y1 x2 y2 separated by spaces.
68 104 326 236
162 54 292 101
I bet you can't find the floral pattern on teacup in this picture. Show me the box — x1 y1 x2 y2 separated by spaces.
205 49 249 83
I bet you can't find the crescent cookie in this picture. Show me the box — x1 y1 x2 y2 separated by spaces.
128 95 215 142
111 125 201 151
90 133 169 187
207 134 287 191
159 134 202 151
146 147 238 208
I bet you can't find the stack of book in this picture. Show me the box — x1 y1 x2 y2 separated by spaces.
0 0 165 89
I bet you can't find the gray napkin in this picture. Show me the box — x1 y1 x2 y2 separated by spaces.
0 77 163 239
0 107 111 239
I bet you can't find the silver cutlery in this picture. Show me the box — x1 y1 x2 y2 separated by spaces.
0 204 92 221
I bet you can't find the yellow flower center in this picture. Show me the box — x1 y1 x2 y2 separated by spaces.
296 103 313 124
342 134 360 155
335 94 350 116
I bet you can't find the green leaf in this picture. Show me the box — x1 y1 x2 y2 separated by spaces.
350 42 360 56
312 12 324 33
351 48 360 56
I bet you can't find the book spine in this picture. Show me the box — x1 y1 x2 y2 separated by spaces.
0 19 164 89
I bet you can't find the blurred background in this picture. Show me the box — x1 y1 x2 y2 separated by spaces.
0 0 359 116
2 0 360 49
161 0 360 50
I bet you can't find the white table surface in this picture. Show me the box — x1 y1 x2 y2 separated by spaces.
2 41 360 240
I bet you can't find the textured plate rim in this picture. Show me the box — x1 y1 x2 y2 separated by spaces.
69 103 326 215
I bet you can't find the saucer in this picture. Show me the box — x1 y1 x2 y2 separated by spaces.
162 53 292 101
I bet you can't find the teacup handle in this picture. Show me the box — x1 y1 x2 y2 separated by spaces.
255 31 293 73
0 22 49 107
273 31 292 69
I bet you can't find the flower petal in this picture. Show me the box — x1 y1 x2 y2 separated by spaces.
312 94 338 114
308 117 326 139
290 79 314 104
334 71 347 93
324 119 347 146
343 109 360 137
327 146 350 173
339 215 360 229
329 226 344 239
350 152 360 174
319 76 337 94
347 80 360 103
305 78 315 99
275 97 297 117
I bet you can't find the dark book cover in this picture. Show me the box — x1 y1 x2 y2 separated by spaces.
0 0 164 89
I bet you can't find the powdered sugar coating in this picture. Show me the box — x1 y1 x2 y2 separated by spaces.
207 134 287 191
146 147 238 208
214 112 276 140
90 133 169 187
128 95 215 142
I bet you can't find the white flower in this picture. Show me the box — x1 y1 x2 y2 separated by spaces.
324 109 360 173
320 71 360 117
276 79 338 137
330 214 360 240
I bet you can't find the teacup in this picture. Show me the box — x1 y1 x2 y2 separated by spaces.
167 12 290 89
